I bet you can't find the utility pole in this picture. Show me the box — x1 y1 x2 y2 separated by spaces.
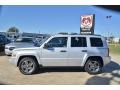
106 15 112 37
106 15 112 43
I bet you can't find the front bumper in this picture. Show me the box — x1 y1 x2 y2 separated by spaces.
103 56 111 66
5 49 12 55
9 57 17 66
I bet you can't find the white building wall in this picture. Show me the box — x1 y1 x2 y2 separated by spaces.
113 38 120 43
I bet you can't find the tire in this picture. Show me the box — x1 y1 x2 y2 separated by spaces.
18 57 38 75
84 58 102 75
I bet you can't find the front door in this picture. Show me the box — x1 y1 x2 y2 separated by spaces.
41 37 68 66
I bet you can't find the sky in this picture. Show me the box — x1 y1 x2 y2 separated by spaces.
0 5 120 37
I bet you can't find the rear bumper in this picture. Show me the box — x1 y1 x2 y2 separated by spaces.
103 56 111 66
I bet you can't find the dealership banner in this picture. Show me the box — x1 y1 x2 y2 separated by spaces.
80 14 95 35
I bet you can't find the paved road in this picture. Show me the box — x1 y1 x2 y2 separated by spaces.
0 54 119 85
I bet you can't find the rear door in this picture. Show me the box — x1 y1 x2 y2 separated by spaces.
68 36 87 66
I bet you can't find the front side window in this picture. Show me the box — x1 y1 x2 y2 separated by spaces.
71 37 87 47
90 37 103 47
47 37 68 47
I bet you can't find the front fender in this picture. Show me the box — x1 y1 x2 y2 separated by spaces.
16 51 41 65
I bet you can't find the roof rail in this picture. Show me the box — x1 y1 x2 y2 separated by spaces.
91 34 101 36
80 34 101 36
57 33 102 36
58 32 79 35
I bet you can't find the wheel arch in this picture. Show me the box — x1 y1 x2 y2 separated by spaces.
17 55 39 67
84 56 103 67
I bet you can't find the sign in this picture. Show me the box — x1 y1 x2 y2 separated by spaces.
80 14 95 35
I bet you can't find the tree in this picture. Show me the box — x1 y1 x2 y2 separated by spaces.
7 27 19 33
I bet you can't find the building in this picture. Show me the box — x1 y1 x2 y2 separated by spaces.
0 32 50 41
113 38 120 43
21 32 50 39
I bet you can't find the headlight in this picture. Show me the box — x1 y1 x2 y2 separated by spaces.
9 47 15 51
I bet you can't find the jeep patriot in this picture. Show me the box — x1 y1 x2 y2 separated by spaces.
9 34 111 75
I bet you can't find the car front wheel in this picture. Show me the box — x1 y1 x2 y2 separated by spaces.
18 57 38 75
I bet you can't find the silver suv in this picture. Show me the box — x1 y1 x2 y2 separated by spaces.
9 34 111 75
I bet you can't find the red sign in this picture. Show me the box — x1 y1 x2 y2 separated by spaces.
80 14 95 35
81 15 93 27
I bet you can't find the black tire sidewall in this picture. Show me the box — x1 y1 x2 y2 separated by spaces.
85 59 102 75
18 57 38 75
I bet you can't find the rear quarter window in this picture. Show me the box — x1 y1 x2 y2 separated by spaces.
90 37 103 47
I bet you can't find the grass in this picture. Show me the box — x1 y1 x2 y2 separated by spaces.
109 44 120 55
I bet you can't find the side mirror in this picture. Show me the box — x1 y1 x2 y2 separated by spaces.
43 43 50 49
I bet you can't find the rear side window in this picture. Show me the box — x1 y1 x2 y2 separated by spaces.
90 37 103 47
71 37 87 47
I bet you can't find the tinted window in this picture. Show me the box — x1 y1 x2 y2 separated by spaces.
0 37 3 41
90 37 103 47
0 36 5 44
48 37 67 47
71 37 87 47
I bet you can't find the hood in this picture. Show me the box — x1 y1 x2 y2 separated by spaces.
5 43 16 48
5 42 34 48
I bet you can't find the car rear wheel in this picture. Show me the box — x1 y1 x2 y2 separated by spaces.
84 58 102 75
18 57 38 75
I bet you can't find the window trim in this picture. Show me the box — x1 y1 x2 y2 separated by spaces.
70 37 87 47
90 37 103 47
47 37 68 48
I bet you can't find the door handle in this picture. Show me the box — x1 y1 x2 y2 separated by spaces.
60 50 67 52
82 50 87 52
